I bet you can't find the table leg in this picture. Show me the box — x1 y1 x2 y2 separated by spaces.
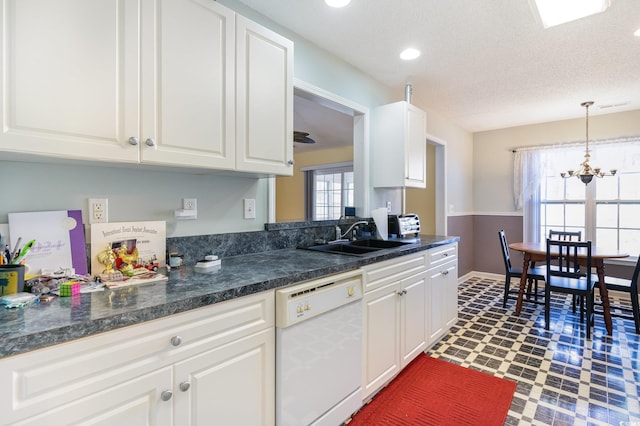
515 253 531 315
595 261 613 336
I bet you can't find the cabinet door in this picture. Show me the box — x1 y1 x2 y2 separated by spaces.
0 0 139 163
17 367 173 426
173 328 275 426
236 15 294 175
362 282 401 399
427 266 447 343
405 104 427 187
140 0 236 169
400 271 427 367
443 261 459 328
371 101 426 188
427 260 458 344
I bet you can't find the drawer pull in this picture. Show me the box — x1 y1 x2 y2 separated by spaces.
170 336 182 346
179 381 191 392
161 390 173 401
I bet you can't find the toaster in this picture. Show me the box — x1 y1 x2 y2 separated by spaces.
388 214 420 237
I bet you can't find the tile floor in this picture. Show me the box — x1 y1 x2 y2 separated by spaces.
427 276 640 426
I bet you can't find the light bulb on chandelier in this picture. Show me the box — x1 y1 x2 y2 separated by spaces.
560 101 617 185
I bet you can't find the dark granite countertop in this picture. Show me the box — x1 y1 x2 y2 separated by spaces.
0 235 459 358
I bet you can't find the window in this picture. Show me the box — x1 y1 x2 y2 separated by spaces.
303 163 354 220
515 138 640 259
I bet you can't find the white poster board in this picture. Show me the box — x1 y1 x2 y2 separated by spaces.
8 210 87 275
90 221 166 276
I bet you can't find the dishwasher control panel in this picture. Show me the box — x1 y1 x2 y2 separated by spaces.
275 269 363 328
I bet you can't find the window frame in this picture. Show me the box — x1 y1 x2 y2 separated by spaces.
302 162 354 221
517 138 640 264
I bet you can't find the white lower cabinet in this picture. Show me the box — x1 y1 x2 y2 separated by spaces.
11 367 174 426
0 290 275 426
173 328 274 425
427 243 459 344
362 244 459 400
361 253 427 400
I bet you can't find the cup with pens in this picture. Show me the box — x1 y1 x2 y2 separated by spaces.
0 239 35 296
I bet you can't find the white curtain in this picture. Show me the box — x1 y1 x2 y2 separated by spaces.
513 149 543 242
513 137 640 243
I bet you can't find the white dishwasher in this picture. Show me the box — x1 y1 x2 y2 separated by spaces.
276 269 363 426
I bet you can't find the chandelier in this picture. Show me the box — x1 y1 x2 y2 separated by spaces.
560 101 617 185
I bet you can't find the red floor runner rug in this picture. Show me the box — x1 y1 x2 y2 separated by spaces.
349 354 516 425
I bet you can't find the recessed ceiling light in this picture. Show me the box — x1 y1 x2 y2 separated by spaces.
634 28 640 37
530 0 612 28
325 0 351 8
400 48 421 60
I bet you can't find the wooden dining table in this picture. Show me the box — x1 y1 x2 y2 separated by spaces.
508 241 629 336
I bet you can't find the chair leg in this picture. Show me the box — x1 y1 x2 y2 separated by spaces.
586 290 593 340
545 287 551 330
503 275 509 308
631 290 640 335
579 295 584 323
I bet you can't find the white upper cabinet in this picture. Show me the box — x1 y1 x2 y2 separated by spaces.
0 0 140 163
235 15 294 175
0 0 292 175
371 101 427 188
142 0 236 169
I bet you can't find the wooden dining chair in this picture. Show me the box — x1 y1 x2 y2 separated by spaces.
549 230 583 312
498 230 545 308
545 239 595 339
595 255 640 334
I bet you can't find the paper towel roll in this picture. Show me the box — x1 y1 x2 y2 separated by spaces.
372 208 388 240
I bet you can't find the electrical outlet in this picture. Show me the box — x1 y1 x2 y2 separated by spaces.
183 198 197 210
244 198 256 219
89 198 108 224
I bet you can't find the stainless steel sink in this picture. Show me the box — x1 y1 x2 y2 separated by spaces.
302 239 412 257
349 239 411 249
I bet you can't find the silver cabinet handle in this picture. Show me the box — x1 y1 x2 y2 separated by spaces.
179 381 191 392
145 138 156 147
397 289 407 296
160 390 173 401
287 160 294 166
128 136 139 146
170 336 182 346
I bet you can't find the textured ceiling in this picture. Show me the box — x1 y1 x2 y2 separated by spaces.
238 0 640 133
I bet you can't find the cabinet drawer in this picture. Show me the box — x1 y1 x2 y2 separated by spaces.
362 252 426 293
0 290 274 423
427 243 457 267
